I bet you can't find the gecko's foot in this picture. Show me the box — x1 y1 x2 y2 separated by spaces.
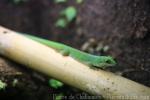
60 49 69 56
88 65 107 70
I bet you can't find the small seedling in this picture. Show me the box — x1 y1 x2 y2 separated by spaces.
54 0 67 3
0 80 7 90
12 79 18 87
56 6 77 28
55 18 67 28
61 6 77 22
11 0 28 5
54 0 83 4
49 79 64 89
76 0 83 4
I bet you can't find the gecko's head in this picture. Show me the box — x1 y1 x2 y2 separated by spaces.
93 56 116 68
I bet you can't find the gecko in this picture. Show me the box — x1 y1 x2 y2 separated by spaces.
22 34 116 69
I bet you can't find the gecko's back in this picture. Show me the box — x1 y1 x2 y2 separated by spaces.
24 34 97 63
23 34 64 51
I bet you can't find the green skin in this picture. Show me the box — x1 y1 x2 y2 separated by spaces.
23 34 116 68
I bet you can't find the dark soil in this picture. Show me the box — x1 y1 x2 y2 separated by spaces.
0 0 150 100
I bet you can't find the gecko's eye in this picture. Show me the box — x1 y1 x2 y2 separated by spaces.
105 60 112 64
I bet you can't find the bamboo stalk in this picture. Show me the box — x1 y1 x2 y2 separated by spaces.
0 26 149 100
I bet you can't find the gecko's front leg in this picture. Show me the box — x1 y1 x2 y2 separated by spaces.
60 48 70 56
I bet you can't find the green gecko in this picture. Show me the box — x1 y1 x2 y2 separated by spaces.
23 34 116 68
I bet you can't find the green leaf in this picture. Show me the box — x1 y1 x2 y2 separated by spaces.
49 79 64 89
12 0 28 5
13 0 21 4
12 79 18 87
55 18 67 28
54 0 67 3
61 6 77 22
0 80 7 90
76 0 83 4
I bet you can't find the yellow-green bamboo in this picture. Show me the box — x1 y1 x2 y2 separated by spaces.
0 26 149 100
